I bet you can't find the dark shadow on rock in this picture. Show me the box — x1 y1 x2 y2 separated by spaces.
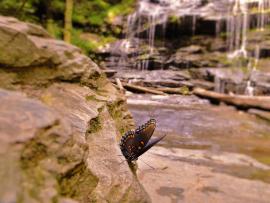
156 186 185 203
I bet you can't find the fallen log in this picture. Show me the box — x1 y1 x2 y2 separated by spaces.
156 87 191 95
193 88 270 111
248 109 270 121
123 83 167 95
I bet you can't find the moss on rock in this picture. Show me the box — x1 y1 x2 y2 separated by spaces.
107 99 134 135
58 162 99 202
87 115 102 135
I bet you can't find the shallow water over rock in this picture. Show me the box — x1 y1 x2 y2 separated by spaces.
127 94 270 202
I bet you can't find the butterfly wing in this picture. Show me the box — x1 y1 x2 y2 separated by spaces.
120 119 156 161
134 118 156 148
135 134 167 158
120 130 137 161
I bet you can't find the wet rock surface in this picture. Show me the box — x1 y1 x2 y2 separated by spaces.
110 66 270 96
127 94 270 203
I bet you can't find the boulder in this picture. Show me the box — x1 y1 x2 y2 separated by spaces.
0 16 150 203
0 88 73 203
0 16 100 85
166 46 225 69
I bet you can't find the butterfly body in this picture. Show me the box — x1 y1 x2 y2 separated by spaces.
120 119 166 162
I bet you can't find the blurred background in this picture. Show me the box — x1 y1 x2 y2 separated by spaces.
1 0 270 202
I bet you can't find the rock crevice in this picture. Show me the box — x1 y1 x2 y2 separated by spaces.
0 16 149 203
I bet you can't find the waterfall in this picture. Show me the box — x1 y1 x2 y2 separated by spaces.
226 0 270 60
224 0 270 95
227 0 249 59
110 0 270 78
119 0 201 70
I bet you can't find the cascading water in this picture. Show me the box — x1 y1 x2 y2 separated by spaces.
116 0 202 70
227 0 270 58
121 0 270 67
105 0 270 95
227 0 248 59
225 0 270 95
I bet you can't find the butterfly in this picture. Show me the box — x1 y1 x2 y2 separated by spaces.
119 119 166 162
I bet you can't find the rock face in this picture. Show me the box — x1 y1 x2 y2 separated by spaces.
0 16 150 203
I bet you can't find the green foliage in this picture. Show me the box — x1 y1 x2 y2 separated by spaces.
71 29 116 54
71 33 97 54
0 0 22 15
51 0 65 12
107 0 135 22
168 15 181 24
73 0 135 26
0 0 135 53
46 19 63 38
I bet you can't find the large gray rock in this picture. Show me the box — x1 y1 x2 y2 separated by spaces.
0 16 100 85
0 16 52 67
0 16 150 203
0 88 74 203
37 83 148 202
166 46 223 69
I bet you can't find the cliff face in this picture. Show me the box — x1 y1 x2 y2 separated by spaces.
0 16 150 203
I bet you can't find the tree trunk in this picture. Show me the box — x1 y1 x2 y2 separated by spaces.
64 0 73 43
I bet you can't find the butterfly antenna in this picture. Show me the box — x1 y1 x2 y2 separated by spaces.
139 159 155 169
148 110 155 120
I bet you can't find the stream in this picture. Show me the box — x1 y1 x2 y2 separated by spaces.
128 94 270 203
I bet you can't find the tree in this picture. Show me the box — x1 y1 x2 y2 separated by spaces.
64 0 73 43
